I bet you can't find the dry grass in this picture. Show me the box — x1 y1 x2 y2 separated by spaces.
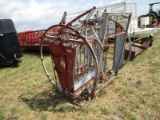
0 33 160 120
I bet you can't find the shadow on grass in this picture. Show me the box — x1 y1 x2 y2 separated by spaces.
0 64 14 69
0 60 22 69
22 49 50 56
19 89 72 112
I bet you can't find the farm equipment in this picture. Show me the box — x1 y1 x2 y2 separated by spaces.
138 2 160 28
18 30 51 50
0 19 23 67
124 34 153 60
40 7 132 101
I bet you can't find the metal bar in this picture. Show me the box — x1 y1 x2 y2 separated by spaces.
80 48 82 66
100 12 108 43
60 12 67 25
90 25 104 49
80 7 96 35
67 7 95 26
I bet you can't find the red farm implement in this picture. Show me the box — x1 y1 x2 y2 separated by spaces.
18 30 47 50
18 28 59 50
40 6 133 101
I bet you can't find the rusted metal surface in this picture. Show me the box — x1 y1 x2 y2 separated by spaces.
40 6 133 101
49 42 76 92
17 28 59 50
124 35 153 60
18 30 47 50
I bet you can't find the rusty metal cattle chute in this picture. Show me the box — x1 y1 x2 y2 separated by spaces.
40 7 132 101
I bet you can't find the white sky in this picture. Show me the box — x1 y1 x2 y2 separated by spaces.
0 0 160 32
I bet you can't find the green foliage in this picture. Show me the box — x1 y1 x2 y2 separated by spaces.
41 114 47 120
101 107 110 115
53 105 75 113
0 115 5 120
0 106 4 120
130 115 137 120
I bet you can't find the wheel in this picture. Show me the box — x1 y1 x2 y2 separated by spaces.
40 24 99 100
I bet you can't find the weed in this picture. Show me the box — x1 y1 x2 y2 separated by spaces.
101 107 110 115
41 114 47 120
11 107 18 115
130 114 137 120
0 115 4 120
149 68 157 74
0 106 4 120
53 104 75 113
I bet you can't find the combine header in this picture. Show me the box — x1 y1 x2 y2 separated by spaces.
40 6 132 101
18 30 49 50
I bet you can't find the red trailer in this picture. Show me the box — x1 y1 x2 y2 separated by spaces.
18 30 48 50
18 27 59 50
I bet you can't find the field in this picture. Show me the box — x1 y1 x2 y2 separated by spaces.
0 33 160 120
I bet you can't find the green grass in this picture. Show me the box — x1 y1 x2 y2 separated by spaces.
101 107 110 115
0 33 160 120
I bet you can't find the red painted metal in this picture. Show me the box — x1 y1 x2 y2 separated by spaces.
124 35 153 60
66 7 94 26
18 30 47 50
18 27 60 50
49 42 76 92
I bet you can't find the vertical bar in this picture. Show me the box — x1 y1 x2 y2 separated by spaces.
125 14 132 37
87 47 90 68
112 33 125 73
100 13 108 43
84 46 86 68
80 47 82 66
74 48 78 76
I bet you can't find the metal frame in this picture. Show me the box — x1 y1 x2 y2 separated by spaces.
40 6 132 101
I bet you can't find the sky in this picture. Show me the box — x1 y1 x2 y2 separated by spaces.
0 0 160 32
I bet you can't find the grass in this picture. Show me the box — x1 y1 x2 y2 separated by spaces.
0 33 160 120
